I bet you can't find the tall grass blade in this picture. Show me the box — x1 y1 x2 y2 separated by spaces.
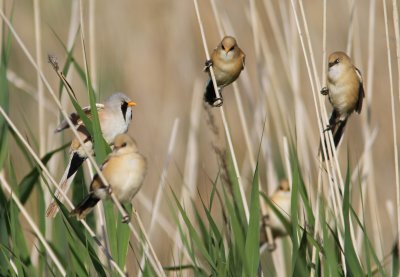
343 161 363 275
243 165 260 276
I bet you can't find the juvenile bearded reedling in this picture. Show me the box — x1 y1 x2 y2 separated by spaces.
46 92 136 218
260 180 291 251
203 36 245 107
320 51 364 154
71 134 147 223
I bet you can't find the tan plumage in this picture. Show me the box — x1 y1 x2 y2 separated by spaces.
46 92 136 218
71 134 147 222
321 51 364 150
260 180 291 250
204 36 245 107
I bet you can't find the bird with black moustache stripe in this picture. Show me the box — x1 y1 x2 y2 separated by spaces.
320 51 364 157
46 92 136 218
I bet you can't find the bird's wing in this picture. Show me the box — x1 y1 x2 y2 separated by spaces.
355 67 365 114
55 103 105 132
241 51 246 69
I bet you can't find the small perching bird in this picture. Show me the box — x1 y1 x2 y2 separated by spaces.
260 180 291 251
203 36 245 107
320 51 364 151
71 134 147 223
46 92 136 218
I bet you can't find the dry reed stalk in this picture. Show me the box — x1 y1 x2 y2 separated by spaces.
0 172 66 276
346 0 356 55
392 0 400 258
6 70 57 114
384 0 400 258
138 118 179 276
193 0 250 222
353 0 384 260
148 118 180 233
169 80 202 269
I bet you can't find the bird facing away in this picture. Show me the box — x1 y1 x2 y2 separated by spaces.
71 134 147 222
46 92 136 218
203 36 245 107
320 51 364 151
260 180 291 250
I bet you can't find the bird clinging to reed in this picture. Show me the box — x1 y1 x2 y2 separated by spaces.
203 36 245 107
320 51 364 155
71 134 147 223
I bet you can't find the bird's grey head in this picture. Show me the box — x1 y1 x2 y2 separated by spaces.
105 92 136 124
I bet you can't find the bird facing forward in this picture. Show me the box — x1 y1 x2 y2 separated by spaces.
46 92 136 218
203 36 245 107
71 134 147 222
320 51 364 151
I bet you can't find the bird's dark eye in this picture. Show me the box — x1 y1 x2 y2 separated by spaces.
121 142 127 148
229 46 234 51
221 44 225 50
335 58 340 64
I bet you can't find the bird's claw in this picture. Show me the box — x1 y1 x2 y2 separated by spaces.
212 97 223 107
107 187 113 194
267 242 277 252
203 59 213 71
323 125 333 132
122 215 130 224
321 87 329 95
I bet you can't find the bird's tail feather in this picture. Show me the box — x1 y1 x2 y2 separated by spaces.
45 153 86 218
204 79 216 106
333 119 347 147
70 193 100 220
319 111 347 160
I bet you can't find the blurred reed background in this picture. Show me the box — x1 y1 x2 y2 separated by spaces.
1 0 400 275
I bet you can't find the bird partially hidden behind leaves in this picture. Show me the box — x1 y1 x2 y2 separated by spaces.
203 36 245 107
260 179 291 251
46 93 136 218
320 51 364 158
70 134 147 223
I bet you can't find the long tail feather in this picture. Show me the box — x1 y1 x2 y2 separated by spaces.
204 79 216 105
320 110 347 160
46 152 86 218
70 193 100 220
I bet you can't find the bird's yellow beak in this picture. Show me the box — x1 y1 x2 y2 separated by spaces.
127 101 137 107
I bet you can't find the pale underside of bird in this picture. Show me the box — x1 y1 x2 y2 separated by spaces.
45 92 136 218
70 133 147 223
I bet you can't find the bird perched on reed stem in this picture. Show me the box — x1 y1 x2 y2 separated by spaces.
260 180 291 251
320 51 364 155
46 92 136 218
71 134 147 223
203 36 245 107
